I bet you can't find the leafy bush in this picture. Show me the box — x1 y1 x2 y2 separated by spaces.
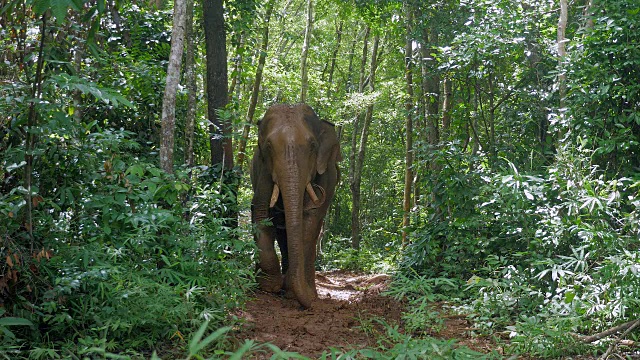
321 320 498 360
1 121 254 356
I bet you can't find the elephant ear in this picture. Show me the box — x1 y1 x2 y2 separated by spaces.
316 120 342 175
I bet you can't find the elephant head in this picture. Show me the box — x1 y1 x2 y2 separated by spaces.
251 104 341 308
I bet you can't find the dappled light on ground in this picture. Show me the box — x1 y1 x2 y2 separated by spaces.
232 271 401 357
231 271 500 358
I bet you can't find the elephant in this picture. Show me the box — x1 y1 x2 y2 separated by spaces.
251 103 342 308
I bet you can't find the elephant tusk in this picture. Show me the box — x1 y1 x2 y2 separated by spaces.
270 183 280 208
306 182 320 204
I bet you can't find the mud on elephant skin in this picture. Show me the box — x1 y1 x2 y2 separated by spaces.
250 103 342 309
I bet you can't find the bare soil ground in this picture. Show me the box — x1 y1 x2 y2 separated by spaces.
232 270 497 358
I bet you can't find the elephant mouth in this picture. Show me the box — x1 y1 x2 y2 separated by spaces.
269 182 326 211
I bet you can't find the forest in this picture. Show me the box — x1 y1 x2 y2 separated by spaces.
1 0 640 358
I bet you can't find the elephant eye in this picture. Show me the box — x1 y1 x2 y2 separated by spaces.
264 140 273 152
309 139 319 152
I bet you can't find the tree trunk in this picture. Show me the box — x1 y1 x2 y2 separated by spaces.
441 78 452 133
351 33 379 251
236 1 274 169
422 28 440 150
421 22 443 219
204 0 232 169
558 0 568 109
300 0 313 102
348 25 370 249
345 32 358 91
24 13 47 252
348 25 370 195
159 0 187 174
228 32 244 102
326 20 343 98
402 6 414 247
184 0 196 167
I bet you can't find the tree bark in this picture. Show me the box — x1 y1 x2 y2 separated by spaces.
24 13 47 252
159 0 187 174
300 0 313 102
236 1 274 169
422 27 440 151
351 33 379 251
204 0 232 169
441 77 452 133
348 25 370 249
326 20 343 98
184 0 196 167
558 0 568 109
348 25 370 197
228 32 244 102
402 6 414 247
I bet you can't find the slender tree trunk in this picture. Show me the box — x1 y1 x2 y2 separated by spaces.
237 1 274 169
348 25 370 194
488 71 496 164
159 0 187 174
348 26 370 249
402 6 414 247
326 20 343 98
300 0 313 102
421 22 444 219
351 35 380 251
228 32 244 102
441 78 452 132
422 28 440 150
204 0 232 169
345 32 358 91
558 0 568 109
184 0 196 167
24 13 47 251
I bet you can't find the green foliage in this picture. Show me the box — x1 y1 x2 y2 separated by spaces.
403 140 640 356
321 319 498 360
505 315 589 358
1 70 253 357
320 237 394 273
564 0 640 174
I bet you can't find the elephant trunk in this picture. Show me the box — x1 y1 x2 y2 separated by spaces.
279 171 315 308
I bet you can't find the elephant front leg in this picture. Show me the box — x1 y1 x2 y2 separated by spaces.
256 225 283 293
303 213 323 297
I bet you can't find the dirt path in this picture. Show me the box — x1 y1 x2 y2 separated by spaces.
233 271 401 357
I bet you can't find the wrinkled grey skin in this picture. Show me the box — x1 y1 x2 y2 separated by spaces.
251 104 341 308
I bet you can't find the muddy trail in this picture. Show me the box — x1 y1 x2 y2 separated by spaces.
232 271 496 358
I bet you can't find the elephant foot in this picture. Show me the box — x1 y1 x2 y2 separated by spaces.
283 288 296 299
257 274 283 293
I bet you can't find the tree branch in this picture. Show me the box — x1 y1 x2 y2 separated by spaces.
571 319 640 344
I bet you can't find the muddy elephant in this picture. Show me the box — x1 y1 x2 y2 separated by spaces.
251 104 341 308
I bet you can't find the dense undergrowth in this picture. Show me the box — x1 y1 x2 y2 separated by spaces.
2 0 640 358
1 124 254 358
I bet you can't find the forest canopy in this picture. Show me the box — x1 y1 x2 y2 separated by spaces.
1 0 640 358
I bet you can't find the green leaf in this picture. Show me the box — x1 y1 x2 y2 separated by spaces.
564 291 576 304
31 0 50 16
0 317 34 327
188 324 230 357
6 161 26 173
115 193 126 204
228 340 254 360
50 0 71 24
